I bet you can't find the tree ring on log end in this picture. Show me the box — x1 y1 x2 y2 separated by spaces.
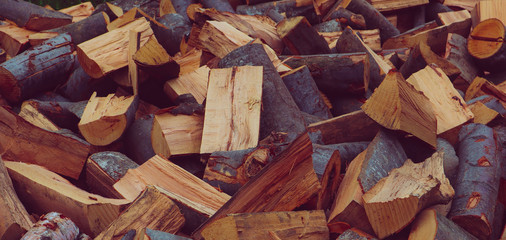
468 18 505 59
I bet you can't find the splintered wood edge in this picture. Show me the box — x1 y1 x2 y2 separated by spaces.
468 18 505 59
409 209 438 240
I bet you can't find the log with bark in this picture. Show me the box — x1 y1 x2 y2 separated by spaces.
467 18 506 73
154 13 192 56
409 209 478 240
0 0 73 31
43 12 110 45
133 35 180 81
164 66 210 104
399 41 461 79
444 33 481 87
0 22 35 58
277 16 331 55
20 212 80 240
59 2 94 22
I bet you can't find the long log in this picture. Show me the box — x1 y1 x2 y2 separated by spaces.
44 12 110 45
0 0 72 31
0 33 75 103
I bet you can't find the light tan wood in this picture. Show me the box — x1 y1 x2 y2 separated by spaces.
406 64 474 134
151 111 203 157
444 0 479 11
133 35 171 67
79 92 138 146
113 155 231 212
362 152 454 239
200 66 263 154
362 71 437 147
409 208 479 240
173 47 202 76
18 101 60 132
438 9 472 26
465 76 506 102
369 0 428 12
472 0 506 27
28 32 59 46
5 161 130 237
469 101 499 125
201 210 329 240
160 0 176 17
77 17 153 78
164 66 210 104
324 29 381 52
59 2 94 22
106 2 124 19
129 30 140 96
0 157 32 240
95 185 185 240
0 23 35 57
198 21 253 58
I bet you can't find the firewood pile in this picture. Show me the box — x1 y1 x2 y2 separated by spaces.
1 0 506 239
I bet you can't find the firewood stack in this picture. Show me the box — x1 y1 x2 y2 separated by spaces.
1 0 506 239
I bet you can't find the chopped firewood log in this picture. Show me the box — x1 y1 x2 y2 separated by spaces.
128 30 140 95
164 66 210 104
313 142 369 176
314 20 341 33
198 20 253 58
0 0 72 31
0 23 34 57
59 2 94 22
18 99 85 133
280 53 370 96
337 228 377 240
21 212 80 240
200 210 329 239
406 64 473 134
237 0 313 17
123 114 156 165
201 0 235 13
469 101 499 125
151 110 203 157
78 93 138 146
0 106 89 179
325 8 366 30
133 35 179 80
28 32 59 46
77 17 153 79
6 161 130 237
362 152 454 239
193 132 321 239
327 129 407 235
448 124 502 240
44 12 110 45
277 16 331 55
0 33 75 103
92 2 123 21
382 20 438 49
95 186 185 240
218 44 306 140
315 149 341 211
400 41 461 79
443 0 478 11
444 33 481 86
107 7 163 31
0 157 32 240
368 0 428 12
467 18 506 73
18 101 61 132
200 66 263 153
86 151 139 199
467 95 506 118
362 70 437 147
153 13 192 55
323 29 380 51
281 66 332 119
409 209 478 240
114 155 231 211
437 9 472 38
465 77 506 102
471 0 506 27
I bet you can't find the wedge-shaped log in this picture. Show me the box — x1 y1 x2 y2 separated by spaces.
114 155 231 211
200 66 263 154
0 33 75 103
0 106 89 179
444 33 480 85
79 93 138 146
0 0 72 31
0 23 35 57
164 66 210 104
152 110 203 157
6 161 130 237
468 101 499 125
406 64 474 134
399 41 461 79
449 124 502 240
199 21 253 58
465 76 506 102
409 209 478 240
95 186 185 240
277 16 331 55
362 152 455 239
468 18 506 73
133 35 179 81
201 211 329 240
77 17 153 78
0 157 32 240
192 132 321 239
20 212 79 240
327 129 406 235
362 70 437 147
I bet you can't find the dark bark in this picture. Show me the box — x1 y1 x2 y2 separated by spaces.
278 16 331 55
44 12 110 45
326 8 366 30
0 0 72 31
425 1 452 23
123 114 156 165
200 0 235 13
313 19 341 32
154 13 192 56
312 142 369 178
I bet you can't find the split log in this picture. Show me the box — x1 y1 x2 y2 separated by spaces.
107 7 164 31
114 155 231 211
133 35 180 80
399 41 461 79
409 209 478 240
337 228 377 240
467 95 506 117
92 2 123 21
279 53 370 96
312 142 369 177
201 0 235 13
0 33 75 103
0 0 72 31
406 64 474 135
21 212 79 240
362 70 438 147
27 32 59 46
382 20 438 50
200 211 329 239
467 18 506 73
0 106 89 179
95 186 185 240
469 101 499 125
59 2 94 22
237 0 313 17
465 77 506 102
277 16 331 55
164 66 210 104
316 149 341 211
77 17 153 79
101 0 160 20
78 93 138 146
323 29 381 52
160 0 195 21
444 33 481 86
0 23 34 57
471 0 506 28
0 157 32 240
44 12 110 45
18 99 85 133
327 129 407 235
192 132 321 239
86 151 139 199
325 8 366 30
153 13 192 56
151 110 203 157
281 66 332 119
123 114 156 165
443 0 478 11
449 124 502 240
58 64 114 102
368 0 428 12
198 20 254 58
144 228 192 240
362 152 454 238
6 161 130 237
218 43 306 140
18 101 61 132
200 66 263 153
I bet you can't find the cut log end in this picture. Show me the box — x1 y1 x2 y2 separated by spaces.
468 18 504 59
409 209 437 240
76 47 103 79
451 215 491 238
0 67 20 103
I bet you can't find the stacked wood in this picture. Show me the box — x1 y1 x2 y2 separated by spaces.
0 0 72 31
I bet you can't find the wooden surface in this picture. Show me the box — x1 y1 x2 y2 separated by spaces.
369 0 428 12
0 23 34 57
409 209 478 240
164 66 210 104
199 20 253 58
152 111 203 157
201 66 263 154
20 212 79 240
59 1 94 22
